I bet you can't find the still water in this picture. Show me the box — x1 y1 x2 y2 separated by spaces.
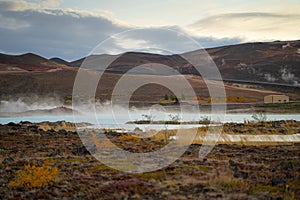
0 113 299 130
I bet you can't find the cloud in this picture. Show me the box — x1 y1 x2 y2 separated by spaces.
188 12 300 41
0 0 36 11
0 3 242 61
0 0 63 11
0 7 131 60
41 0 63 7
0 1 243 60
84 26 242 55
0 13 30 29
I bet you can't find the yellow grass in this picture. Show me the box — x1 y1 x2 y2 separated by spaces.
9 162 59 189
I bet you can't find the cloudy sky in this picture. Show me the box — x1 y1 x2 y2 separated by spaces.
0 0 299 61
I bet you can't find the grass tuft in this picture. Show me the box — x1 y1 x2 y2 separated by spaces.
9 161 59 189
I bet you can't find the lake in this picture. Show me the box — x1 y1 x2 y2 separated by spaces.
0 113 299 131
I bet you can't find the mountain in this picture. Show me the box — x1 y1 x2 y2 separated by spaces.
64 40 300 86
50 57 72 67
205 40 300 85
0 40 300 104
0 53 74 73
2 40 300 86
0 53 48 66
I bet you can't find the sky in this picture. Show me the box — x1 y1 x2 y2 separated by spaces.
0 0 299 61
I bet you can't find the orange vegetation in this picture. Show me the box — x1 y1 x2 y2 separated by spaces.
119 134 141 142
91 133 113 148
194 96 257 103
9 162 59 189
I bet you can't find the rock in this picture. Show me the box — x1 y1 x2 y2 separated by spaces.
72 145 90 156
271 177 286 186
285 173 293 179
48 149 61 157
279 161 293 170
234 170 248 179
20 121 31 124
6 122 20 127
184 148 193 156
46 129 55 134
134 127 143 134
27 125 39 133
2 157 14 164
58 129 67 135
203 187 217 193
229 160 235 166
232 166 248 179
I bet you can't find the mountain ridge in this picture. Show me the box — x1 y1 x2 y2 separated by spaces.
1 39 300 87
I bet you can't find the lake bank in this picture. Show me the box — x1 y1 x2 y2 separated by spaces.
0 121 299 199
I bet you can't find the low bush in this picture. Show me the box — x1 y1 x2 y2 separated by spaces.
9 161 59 189
119 134 141 142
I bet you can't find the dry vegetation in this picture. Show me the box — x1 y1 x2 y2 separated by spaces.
0 121 299 199
9 162 59 189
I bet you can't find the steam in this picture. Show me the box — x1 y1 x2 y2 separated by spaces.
75 100 188 124
280 66 300 86
281 67 295 81
0 98 62 113
0 98 199 124
264 73 277 82
263 66 300 86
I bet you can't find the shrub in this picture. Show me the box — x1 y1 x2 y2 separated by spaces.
209 174 249 192
119 134 141 142
65 99 72 104
251 112 267 122
164 94 169 100
170 95 177 101
92 133 112 148
9 162 59 189
193 96 207 101
168 114 180 122
142 114 153 121
180 94 185 100
199 116 211 124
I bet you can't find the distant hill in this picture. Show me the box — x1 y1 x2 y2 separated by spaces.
0 53 48 66
50 57 72 67
0 53 74 73
2 40 300 86
205 40 300 85
0 40 300 103
63 40 300 86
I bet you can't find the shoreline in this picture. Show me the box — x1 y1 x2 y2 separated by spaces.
0 120 299 199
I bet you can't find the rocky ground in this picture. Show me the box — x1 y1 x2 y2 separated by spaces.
0 121 299 199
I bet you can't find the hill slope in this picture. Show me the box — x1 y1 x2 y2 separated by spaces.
0 53 74 73
69 40 300 85
0 40 300 104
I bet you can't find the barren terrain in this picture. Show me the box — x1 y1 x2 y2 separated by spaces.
0 121 299 199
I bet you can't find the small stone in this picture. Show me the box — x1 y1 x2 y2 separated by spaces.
2 157 14 164
48 149 61 157
229 160 235 166
271 177 286 186
72 145 91 156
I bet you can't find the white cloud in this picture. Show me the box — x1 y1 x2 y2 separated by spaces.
93 27 242 55
41 0 63 7
0 0 38 11
2 1 297 61
0 4 242 60
0 0 64 11
0 13 30 29
0 7 130 60
188 12 300 41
